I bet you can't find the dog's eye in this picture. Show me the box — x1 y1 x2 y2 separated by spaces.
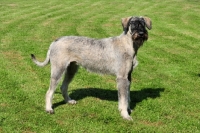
141 22 145 27
130 21 134 25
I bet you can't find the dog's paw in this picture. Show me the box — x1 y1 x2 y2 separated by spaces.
46 109 54 114
121 110 133 121
68 99 77 104
123 115 133 121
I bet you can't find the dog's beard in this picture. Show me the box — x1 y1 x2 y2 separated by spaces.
132 32 149 50
132 33 148 41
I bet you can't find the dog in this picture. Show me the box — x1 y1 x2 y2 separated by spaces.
31 16 152 120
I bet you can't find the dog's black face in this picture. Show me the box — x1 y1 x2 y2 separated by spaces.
128 17 148 41
122 16 152 42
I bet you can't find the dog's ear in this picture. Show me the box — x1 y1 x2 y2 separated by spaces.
143 17 152 30
121 17 132 34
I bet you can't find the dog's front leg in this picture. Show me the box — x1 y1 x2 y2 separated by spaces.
117 77 132 120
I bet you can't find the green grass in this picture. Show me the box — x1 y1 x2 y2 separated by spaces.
0 0 200 132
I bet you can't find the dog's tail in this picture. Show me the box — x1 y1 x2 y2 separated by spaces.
31 42 53 68
31 49 50 67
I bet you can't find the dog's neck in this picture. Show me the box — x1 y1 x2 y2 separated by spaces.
120 31 145 57
133 40 144 56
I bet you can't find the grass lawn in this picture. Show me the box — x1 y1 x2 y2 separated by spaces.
0 0 200 132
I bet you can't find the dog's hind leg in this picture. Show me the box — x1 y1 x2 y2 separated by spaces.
45 62 67 114
60 62 79 104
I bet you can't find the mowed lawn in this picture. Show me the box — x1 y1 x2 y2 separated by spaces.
0 0 200 132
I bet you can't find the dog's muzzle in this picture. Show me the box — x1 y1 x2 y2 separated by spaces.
131 30 148 41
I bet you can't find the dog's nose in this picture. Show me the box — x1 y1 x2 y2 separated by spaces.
139 32 144 36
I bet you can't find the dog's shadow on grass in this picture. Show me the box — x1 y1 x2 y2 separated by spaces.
53 88 165 110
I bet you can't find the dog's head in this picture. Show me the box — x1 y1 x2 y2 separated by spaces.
122 16 152 41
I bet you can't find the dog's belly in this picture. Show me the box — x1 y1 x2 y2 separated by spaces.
77 58 116 75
